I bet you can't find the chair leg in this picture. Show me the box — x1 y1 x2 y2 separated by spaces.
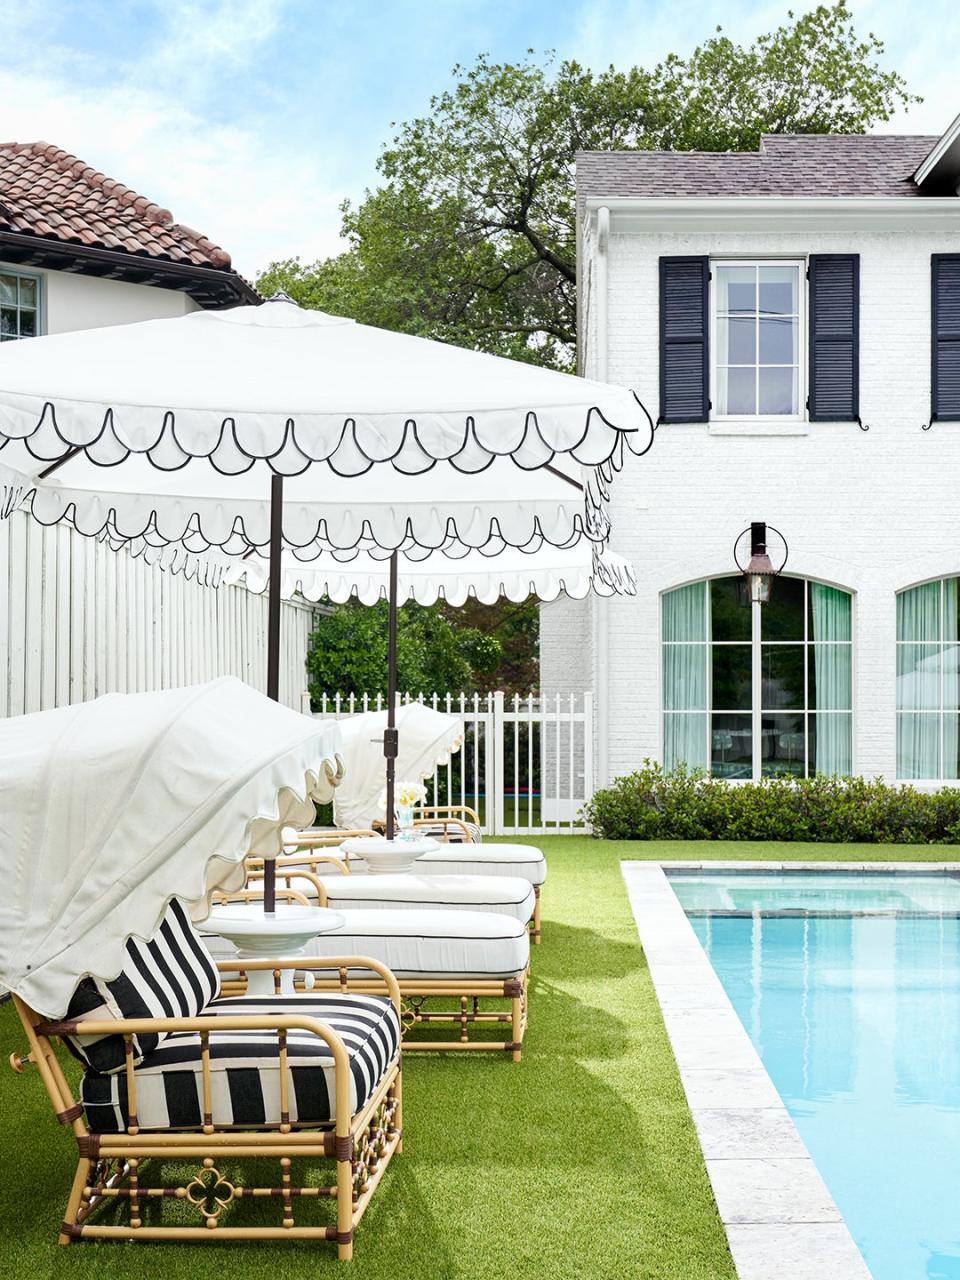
532 885 542 944
58 1159 91 1244
394 1071 403 1155
511 994 523 1063
336 1143 354 1261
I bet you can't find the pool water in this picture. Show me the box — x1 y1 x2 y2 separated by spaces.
668 871 960 1280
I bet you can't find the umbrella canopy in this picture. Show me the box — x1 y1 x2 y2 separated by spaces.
0 296 652 854
333 703 464 830
0 296 651 553
223 539 637 605
0 678 344 1017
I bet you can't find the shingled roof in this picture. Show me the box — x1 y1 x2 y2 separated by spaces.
577 134 944 202
0 141 259 307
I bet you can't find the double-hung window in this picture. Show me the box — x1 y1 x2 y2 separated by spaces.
659 253 859 424
0 268 41 341
712 261 803 420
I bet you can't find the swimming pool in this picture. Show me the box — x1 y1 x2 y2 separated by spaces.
668 869 960 1280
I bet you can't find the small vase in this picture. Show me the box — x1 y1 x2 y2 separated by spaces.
397 802 415 841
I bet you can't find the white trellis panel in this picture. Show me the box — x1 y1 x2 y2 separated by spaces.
0 511 316 717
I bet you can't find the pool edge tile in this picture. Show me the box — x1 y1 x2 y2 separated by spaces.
621 861 873 1280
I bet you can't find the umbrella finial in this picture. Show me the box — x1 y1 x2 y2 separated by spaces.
266 289 297 305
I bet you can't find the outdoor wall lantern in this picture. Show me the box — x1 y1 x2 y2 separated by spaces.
734 521 788 606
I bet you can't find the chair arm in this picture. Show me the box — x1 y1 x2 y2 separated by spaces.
412 816 475 843
416 803 481 826
246 866 330 905
37 1012 358 1130
216 956 402 1016
278 852 351 877
217 886 313 907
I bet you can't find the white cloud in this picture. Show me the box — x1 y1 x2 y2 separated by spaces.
2 0 958 285
0 0 349 279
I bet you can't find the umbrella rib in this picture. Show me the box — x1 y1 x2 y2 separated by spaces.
36 445 83 480
543 463 583 492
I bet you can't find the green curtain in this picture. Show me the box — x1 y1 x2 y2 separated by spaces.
662 582 708 771
896 581 941 779
944 580 959 778
810 583 852 775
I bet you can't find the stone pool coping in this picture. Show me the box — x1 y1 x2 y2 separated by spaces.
621 860 873 1280
658 859 960 872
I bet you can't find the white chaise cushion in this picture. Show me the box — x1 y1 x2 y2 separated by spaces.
414 842 547 887
305 909 529 980
295 873 535 924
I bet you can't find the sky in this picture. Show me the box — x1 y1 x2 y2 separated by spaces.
1 0 958 281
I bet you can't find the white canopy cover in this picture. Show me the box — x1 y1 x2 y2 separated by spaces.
0 678 344 1017
332 703 463 830
224 540 637 606
0 297 653 554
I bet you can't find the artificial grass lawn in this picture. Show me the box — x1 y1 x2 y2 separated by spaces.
1 838 949 1279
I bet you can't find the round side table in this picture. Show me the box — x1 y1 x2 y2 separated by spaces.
198 902 345 996
339 833 439 874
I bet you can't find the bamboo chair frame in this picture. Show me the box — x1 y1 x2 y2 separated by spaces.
229 871 529 1061
9 956 403 1261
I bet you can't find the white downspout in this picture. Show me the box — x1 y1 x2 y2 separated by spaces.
595 206 610 381
595 207 611 788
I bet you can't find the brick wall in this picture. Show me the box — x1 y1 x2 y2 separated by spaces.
541 222 960 786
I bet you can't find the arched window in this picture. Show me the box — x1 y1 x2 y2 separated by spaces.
662 575 852 779
896 578 960 780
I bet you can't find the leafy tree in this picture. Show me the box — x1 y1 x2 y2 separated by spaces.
266 4 918 700
306 599 502 704
258 3 917 370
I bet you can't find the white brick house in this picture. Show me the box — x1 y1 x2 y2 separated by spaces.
541 120 960 790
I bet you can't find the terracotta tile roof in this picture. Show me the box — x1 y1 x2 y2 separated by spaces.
0 140 237 269
577 134 944 202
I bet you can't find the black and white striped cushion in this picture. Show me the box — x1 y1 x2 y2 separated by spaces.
80 993 400 1133
65 898 220 1075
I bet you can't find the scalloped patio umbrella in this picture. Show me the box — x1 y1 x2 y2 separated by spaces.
0 294 652 904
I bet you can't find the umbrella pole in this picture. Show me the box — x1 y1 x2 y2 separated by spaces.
384 550 399 840
263 472 284 912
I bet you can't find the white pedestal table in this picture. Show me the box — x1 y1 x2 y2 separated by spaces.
198 902 346 996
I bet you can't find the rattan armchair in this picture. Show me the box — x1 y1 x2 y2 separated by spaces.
9 952 403 1261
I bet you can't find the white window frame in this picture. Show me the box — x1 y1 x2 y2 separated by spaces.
660 574 855 781
0 264 44 341
709 257 806 424
895 576 960 784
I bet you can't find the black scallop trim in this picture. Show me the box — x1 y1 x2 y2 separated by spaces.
8 394 653 479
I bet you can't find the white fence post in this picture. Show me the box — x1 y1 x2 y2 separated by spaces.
582 690 595 820
491 690 504 836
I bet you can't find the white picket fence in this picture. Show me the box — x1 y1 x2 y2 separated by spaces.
0 511 317 717
311 690 594 835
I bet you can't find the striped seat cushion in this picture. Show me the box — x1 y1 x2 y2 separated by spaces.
64 898 220 1075
80 993 400 1134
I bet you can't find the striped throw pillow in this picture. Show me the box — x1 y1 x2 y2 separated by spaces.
64 898 220 1075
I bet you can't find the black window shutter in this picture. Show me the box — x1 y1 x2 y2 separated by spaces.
659 256 709 424
808 255 859 422
932 255 960 422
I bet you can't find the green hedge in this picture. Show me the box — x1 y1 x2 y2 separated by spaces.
582 761 960 843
